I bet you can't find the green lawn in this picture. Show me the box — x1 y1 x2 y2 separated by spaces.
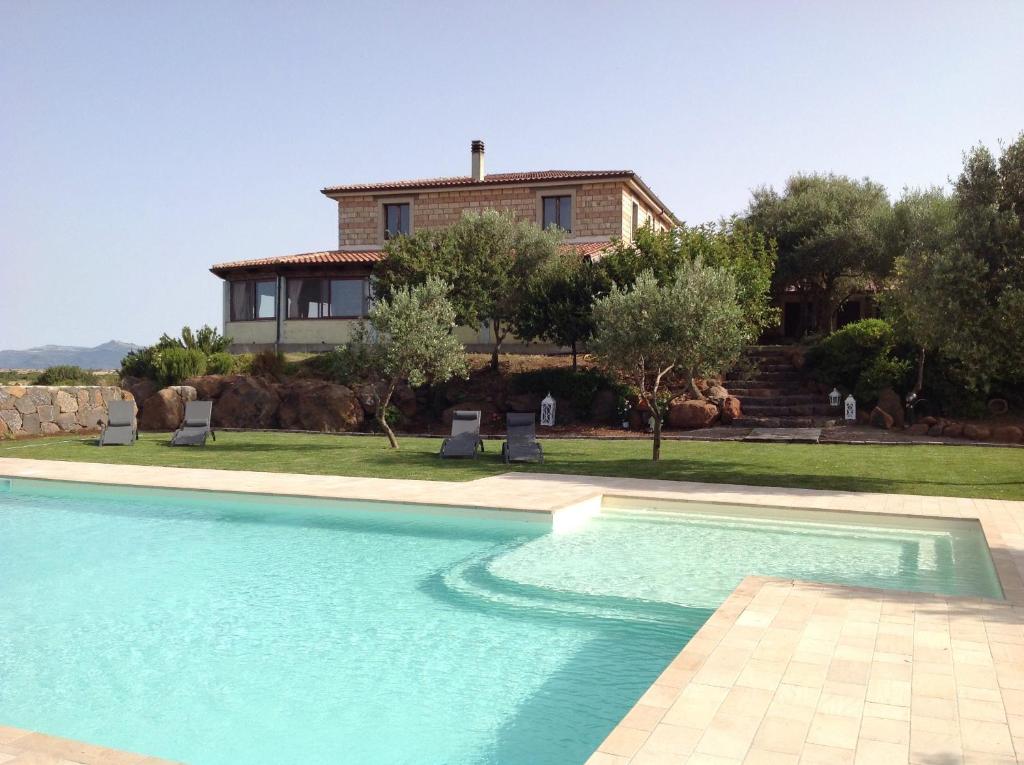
1 431 1022 500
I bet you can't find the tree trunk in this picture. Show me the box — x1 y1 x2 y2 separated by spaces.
377 380 399 449
571 341 578 372
915 346 926 394
490 319 502 372
651 406 662 462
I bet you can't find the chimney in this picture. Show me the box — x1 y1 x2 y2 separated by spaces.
471 139 485 181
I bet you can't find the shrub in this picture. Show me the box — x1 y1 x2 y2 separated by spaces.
247 350 286 379
35 365 96 385
307 344 375 386
856 356 912 404
805 319 902 403
205 352 237 375
157 325 232 354
155 347 208 385
120 346 160 380
508 367 618 420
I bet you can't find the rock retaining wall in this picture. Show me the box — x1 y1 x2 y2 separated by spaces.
0 386 136 439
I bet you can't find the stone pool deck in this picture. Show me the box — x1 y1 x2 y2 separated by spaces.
2 457 1024 764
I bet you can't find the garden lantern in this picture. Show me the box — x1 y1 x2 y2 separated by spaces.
540 392 556 427
829 388 841 407
844 394 857 421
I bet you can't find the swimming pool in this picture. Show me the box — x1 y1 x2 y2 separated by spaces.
0 478 1001 764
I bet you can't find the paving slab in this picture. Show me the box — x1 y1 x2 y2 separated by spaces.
744 427 822 444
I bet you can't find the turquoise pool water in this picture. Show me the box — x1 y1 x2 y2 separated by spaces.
0 479 1001 764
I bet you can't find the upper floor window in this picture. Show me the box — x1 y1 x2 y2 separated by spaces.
383 203 411 239
542 195 572 232
631 201 639 238
286 277 369 319
230 279 277 321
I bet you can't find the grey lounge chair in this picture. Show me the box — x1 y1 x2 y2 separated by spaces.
170 401 216 447
440 410 484 459
99 400 137 446
501 412 544 463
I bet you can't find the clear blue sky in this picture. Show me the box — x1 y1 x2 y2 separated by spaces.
2 0 1022 349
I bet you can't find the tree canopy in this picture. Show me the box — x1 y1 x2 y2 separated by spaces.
590 261 748 461
357 277 468 448
746 173 892 334
882 133 1024 395
373 210 563 369
599 220 778 340
514 249 611 369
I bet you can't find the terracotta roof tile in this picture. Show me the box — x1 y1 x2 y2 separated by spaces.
563 241 615 259
321 170 636 194
321 168 678 224
210 249 385 274
210 241 615 276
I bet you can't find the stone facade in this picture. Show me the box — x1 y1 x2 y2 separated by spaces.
0 386 135 439
337 179 670 247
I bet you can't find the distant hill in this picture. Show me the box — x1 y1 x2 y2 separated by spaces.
0 340 141 370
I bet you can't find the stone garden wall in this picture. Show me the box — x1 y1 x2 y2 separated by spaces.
0 386 136 439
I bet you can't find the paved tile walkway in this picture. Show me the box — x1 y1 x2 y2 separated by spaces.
587 577 1024 764
0 724 180 764
3 458 1024 764
744 428 823 444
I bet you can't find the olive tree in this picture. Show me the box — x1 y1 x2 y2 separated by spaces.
515 250 611 370
358 277 468 449
590 261 748 461
373 210 562 370
746 174 892 334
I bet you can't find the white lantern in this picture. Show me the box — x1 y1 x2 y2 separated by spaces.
844 394 857 421
540 392 556 427
829 388 841 407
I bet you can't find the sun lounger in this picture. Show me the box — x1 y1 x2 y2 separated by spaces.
98 400 137 446
440 410 484 458
501 412 544 463
170 401 216 447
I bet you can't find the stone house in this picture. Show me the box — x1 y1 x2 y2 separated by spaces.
211 141 677 353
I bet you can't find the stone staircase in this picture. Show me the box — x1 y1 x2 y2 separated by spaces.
726 346 835 428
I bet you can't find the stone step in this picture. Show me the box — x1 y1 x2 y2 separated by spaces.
728 392 822 405
742 403 833 417
727 373 803 384
732 415 835 428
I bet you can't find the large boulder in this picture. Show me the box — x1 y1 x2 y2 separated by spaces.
277 380 364 432
906 423 930 435
667 398 720 430
720 396 742 424
184 375 232 401
21 413 41 435
392 383 418 418
992 425 1022 444
138 386 198 431
354 383 379 416
943 422 963 438
214 377 280 429
503 392 545 415
54 389 78 413
0 388 16 410
0 409 22 434
963 424 992 441
869 406 894 430
876 388 905 429
125 378 160 414
706 385 730 403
